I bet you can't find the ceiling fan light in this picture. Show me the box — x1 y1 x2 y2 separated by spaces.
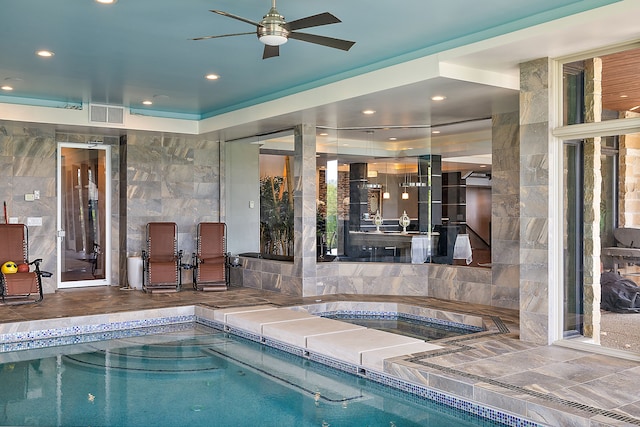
259 34 288 46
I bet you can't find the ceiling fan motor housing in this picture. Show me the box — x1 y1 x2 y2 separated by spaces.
258 7 289 45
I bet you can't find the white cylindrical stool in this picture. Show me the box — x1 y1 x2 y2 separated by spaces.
127 256 143 289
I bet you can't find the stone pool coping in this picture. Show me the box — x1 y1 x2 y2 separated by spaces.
0 304 542 427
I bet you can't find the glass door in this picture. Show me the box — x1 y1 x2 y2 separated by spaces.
563 140 584 336
57 143 111 288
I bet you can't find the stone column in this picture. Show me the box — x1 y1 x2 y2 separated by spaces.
491 111 520 310
294 124 318 296
519 58 551 344
582 58 603 342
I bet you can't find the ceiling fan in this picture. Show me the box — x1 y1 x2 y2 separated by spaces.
191 0 356 59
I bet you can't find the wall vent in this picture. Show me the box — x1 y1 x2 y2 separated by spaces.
89 104 125 125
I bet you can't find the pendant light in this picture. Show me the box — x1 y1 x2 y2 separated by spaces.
383 162 390 199
401 162 409 200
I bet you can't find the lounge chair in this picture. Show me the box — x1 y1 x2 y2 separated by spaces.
142 222 182 293
192 222 228 291
0 224 49 304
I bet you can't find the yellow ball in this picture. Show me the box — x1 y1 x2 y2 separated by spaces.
1 261 18 274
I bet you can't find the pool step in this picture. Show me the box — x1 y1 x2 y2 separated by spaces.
63 336 234 373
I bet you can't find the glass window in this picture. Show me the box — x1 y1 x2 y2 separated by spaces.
563 131 640 353
562 46 640 125
259 137 295 259
316 126 492 266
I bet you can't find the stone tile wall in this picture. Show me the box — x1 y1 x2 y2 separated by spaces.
519 58 551 345
124 131 221 285
0 121 57 292
236 256 493 305
491 111 520 310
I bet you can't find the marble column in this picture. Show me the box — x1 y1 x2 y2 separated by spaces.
519 58 551 345
294 124 318 296
491 111 520 310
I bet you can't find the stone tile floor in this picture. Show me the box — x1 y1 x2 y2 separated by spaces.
1 286 639 426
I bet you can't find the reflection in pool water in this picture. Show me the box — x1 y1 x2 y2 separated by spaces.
0 324 503 427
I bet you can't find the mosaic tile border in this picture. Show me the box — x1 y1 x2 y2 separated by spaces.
0 315 195 349
196 316 226 331
0 319 196 353
318 310 484 333
262 337 305 357
366 370 541 427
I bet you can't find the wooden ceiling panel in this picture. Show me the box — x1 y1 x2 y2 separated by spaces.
602 48 640 113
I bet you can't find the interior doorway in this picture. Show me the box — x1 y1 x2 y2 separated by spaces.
57 143 111 288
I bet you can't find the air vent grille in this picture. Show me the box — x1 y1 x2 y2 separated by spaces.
89 104 125 125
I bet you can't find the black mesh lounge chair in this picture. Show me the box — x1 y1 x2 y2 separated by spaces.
0 224 50 304
192 222 228 291
142 222 182 293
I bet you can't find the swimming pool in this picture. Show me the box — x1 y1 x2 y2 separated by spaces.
0 324 505 427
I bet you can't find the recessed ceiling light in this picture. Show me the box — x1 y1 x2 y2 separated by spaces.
1 85 13 91
362 109 376 115
431 95 446 101
205 74 220 80
142 100 153 105
96 0 117 4
36 50 54 57
432 130 441 134
319 132 329 136
620 94 629 98
389 137 397 141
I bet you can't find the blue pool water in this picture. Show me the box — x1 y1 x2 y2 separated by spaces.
0 324 506 426
322 313 479 341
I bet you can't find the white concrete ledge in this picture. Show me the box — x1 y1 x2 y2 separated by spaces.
203 306 445 372
262 316 366 348
306 328 424 365
225 308 318 335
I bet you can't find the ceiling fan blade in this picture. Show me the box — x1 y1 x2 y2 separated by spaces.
285 12 341 31
210 10 262 27
263 45 280 59
288 32 355 51
190 32 255 41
